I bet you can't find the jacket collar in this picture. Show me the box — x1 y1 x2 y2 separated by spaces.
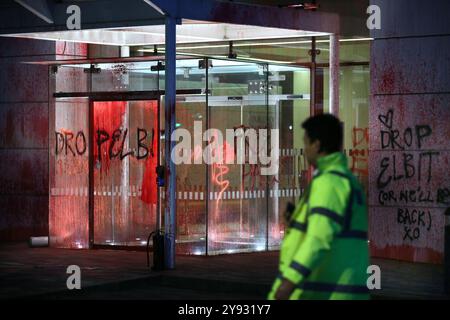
316 152 348 173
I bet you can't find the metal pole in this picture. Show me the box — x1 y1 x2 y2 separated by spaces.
239 100 243 238
157 66 162 232
329 34 340 116
310 37 316 116
164 16 177 270
120 102 130 244
205 58 209 256
308 37 317 183
273 101 280 240
265 63 269 251
88 65 94 249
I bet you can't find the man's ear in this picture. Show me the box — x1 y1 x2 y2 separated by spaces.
313 139 321 153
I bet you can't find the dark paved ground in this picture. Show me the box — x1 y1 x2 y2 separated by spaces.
0 243 448 300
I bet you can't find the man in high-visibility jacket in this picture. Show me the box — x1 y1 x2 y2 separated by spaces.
268 114 369 300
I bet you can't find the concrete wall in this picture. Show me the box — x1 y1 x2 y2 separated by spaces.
369 0 450 263
236 0 370 37
0 38 87 241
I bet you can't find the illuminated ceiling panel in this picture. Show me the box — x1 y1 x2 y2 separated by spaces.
2 20 329 46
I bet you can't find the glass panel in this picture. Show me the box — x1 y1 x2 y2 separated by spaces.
206 59 268 255
148 38 314 65
157 58 208 92
54 64 90 93
341 65 370 192
91 62 160 92
93 100 158 245
323 65 370 192
313 38 371 191
173 98 207 255
160 58 207 255
49 97 89 248
316 38 370 65
267 65 311 249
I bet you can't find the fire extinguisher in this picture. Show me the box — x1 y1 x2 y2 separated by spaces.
147 165 167 271
147 229 165 271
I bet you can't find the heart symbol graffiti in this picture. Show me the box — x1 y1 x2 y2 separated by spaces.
378 109 394 129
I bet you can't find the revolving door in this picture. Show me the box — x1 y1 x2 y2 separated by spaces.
49 57 311 255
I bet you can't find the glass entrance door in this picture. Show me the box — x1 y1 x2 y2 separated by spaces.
92 100 159 246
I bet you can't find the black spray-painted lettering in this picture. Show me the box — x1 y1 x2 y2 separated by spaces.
109 129 122 159
397 208 432 241
55 130 87 157
376 152 440 190
137 128 149 160
57 128 154 161
75 131 86 155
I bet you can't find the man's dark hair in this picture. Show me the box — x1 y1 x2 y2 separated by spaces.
301 114 343 154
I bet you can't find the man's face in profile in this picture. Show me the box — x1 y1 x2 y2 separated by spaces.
303 132 320 167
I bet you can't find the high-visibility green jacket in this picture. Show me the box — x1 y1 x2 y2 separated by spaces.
268 152 369 300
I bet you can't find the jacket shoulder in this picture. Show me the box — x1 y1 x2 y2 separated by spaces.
313 170 352 190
